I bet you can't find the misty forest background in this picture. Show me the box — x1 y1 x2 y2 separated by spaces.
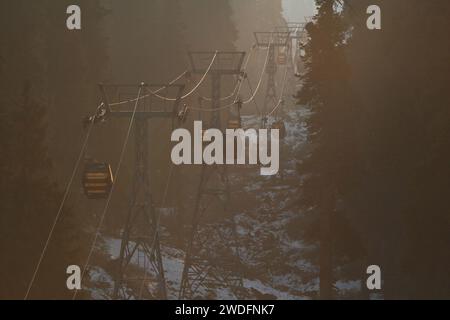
0 0 449 299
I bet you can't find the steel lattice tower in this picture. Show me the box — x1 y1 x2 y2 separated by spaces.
254 32 290 126
179 52 246 299
98 83 184 300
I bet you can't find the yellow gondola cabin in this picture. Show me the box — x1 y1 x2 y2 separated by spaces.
82 161 114 199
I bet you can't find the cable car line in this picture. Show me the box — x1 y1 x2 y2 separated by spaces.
245 72 263 120
145 51 218 102
199 44 259 103
108 71 189 107
241 36 274 105
105 51 217 108
108 41 265 115
185 44 257 112
72 85 144 300
231 44 258 103
265 63 289 118
188 40 271 112
24 116 97 300
199 78 239 102
26 25 292 300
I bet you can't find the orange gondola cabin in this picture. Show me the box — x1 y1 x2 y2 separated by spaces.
82 161 114 199
227 117 242 130
277 52 287 65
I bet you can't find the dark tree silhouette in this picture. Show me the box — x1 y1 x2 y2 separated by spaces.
296 0 365 299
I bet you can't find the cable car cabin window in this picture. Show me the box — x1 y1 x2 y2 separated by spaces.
82 162 114 199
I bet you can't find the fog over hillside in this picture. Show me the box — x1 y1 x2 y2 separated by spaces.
1 0 449 301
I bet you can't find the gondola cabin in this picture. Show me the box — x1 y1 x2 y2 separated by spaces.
277 52 287 65
227 118 242 130
272 120 287 139
82 161 114 199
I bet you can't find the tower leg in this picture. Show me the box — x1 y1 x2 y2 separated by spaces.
263 44 278 126
113 118 167 300
179 72 243 299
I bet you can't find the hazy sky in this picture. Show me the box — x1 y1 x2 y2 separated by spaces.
282 0 316 22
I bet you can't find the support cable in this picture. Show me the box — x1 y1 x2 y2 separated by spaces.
72 85 144 300
245 76 262 119
109 71 188 107
200 78 239 102
186 44 258 112
240 35 274 105
265 64 289 118
106 51 216 108
146 52 218 102
24 108 99 300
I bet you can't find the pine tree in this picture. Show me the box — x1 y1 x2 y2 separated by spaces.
343 0 450 298
0 82 86 299
296 0 363 299
299 0 450 299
